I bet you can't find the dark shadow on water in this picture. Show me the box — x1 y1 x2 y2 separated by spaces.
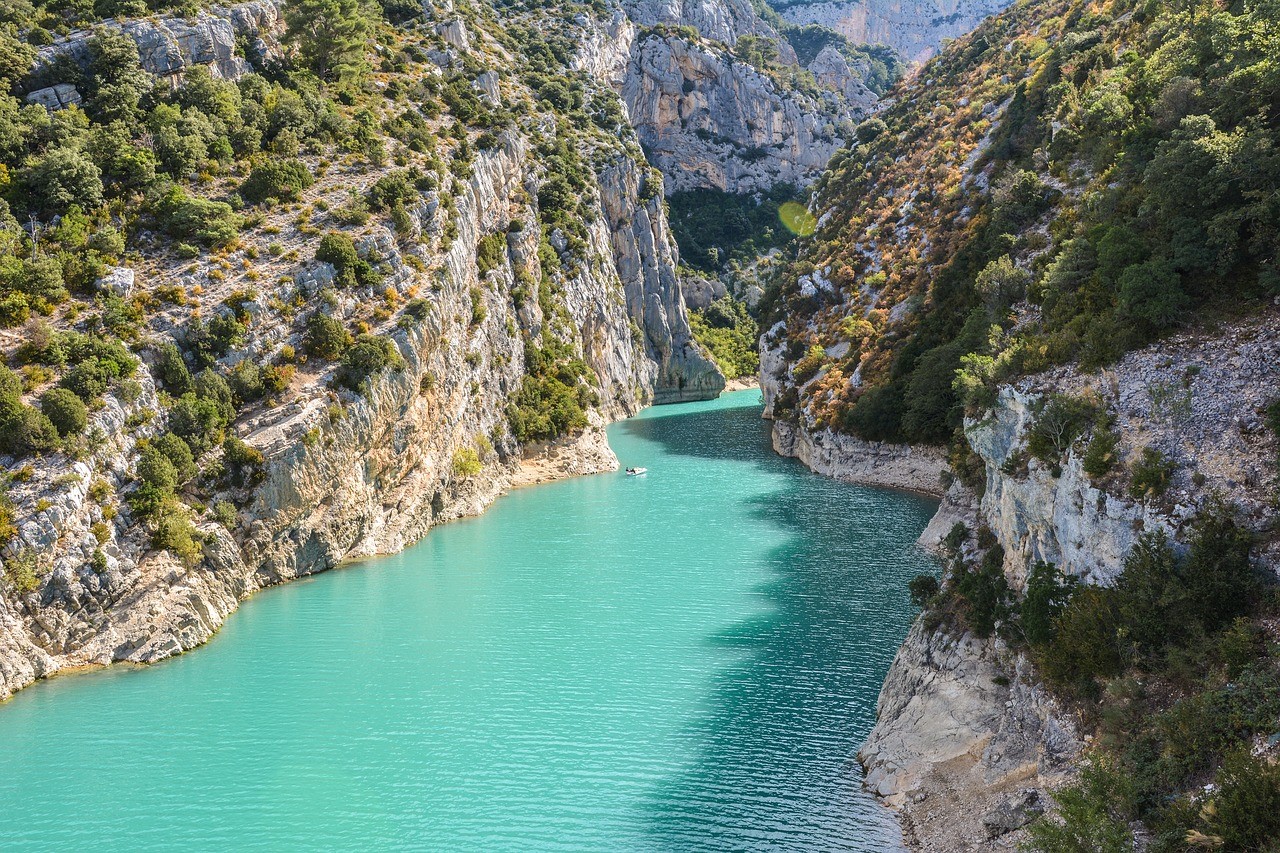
620 401 780 469
623 402 936 852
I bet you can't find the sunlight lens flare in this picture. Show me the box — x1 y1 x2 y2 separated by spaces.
778 202 817 237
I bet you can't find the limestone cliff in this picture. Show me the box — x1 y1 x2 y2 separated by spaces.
770 0 1012 64
566 0 882 195
766 312 1280 850
26 0 284 108
0 0 728 700
620 33 851 193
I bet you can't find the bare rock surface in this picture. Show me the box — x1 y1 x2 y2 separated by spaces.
30 0 284 88
774 0 1014 64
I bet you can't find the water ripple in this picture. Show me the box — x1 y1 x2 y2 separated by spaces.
0 391 938 851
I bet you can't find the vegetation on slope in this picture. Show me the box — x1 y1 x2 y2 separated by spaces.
667 184 802 273
746 0 904 96
0 0 668 578
769 0 1280 845
914 502 1280 852
688 297 759 379
767 0 1280 448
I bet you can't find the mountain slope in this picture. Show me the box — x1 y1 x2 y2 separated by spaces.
0 0 725 698
763 0 1280 848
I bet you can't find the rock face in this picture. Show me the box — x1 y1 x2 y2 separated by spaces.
771 420 946 494
24 82 81 109
566 0 877 195
858 620 1080 851
0 130 721 701
621 34 852 192
28 0 283 99
764 313 1280 849
772 0 1014 64
601 157 726 401
625 0 785 45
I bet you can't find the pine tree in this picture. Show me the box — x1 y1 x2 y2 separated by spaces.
285 0 370 84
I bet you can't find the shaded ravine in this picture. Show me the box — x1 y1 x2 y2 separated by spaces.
0 391 937 851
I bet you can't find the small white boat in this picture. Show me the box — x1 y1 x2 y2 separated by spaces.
625 467 647 476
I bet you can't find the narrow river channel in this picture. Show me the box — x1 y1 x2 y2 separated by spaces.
0 389 938 851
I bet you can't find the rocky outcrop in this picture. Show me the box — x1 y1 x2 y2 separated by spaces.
0 128 721 700
567 0 874 195
964 313 1280 587
806 44 877 102
763 312 1280 849
771 420 946 494
601 156 725 402
621 33 851 192
27 0 283 102
774 0 1013 64
625 0 788 46
859 622 1080 851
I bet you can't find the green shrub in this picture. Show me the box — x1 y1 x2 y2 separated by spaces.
1117 259 1188 333
469 287 487 326
366 171 416 211
974 255 1029 313
1128 447 1175 499
222 436 265 487
942 522 968 554
129 444 179 518
60 360 111 401
228 360 266 405
152 186 242 248
1020 561 1076 647
1265 399 1280 440
316 232 379 289
335 334 403 391
1199 750 1280 850
211 500 238 528
403 298 431 322
1024 762 1135 852
39 387 87 436
451 446 482 477
20 147 104 215
1026 394 1096 469
153 432 197 484
1040 586 1123 695
0 367 58 456
907 574 940 609
476 233 506 276
1081 424 1118 479
168 395 229 455
954 545 1010 638
304 313 353 360
240 159 314 203
150 510 203 567
3 550 41 594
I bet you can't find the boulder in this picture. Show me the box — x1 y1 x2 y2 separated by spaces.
25 83 81 110
96 266 135 297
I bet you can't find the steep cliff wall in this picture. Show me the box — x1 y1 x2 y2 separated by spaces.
767 312 1280 849
26 0 284 107
769 0 1012 63
0 130 719 699
621 33 851 193
0 0 736 706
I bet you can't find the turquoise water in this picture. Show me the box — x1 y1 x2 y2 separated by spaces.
0 390 937 851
